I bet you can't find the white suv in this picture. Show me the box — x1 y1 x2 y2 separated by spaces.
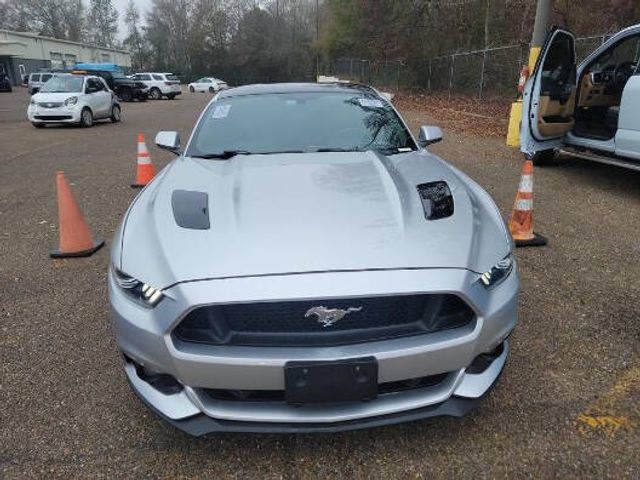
27 73 121 128
133 72 181 100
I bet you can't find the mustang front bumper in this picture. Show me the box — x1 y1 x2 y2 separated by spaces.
109 267 518 435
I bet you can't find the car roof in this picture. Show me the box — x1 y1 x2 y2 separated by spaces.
217 82 378 99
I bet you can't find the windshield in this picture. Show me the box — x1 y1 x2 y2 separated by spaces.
111 71 125 79
40 76 83 93
186 91 416 157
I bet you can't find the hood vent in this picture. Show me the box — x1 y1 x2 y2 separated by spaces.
171 190 210 229
417 181 454 220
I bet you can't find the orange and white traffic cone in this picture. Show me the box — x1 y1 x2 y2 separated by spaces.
131 132 156 188
51 171 104 258
508 160 548 247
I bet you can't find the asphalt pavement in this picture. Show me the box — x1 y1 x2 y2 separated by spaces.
0 88 638 478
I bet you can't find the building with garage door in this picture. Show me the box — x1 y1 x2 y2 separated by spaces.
0 29 131 86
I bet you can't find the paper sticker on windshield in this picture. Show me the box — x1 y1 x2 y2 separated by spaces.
211 104 231 119
358 98 385 108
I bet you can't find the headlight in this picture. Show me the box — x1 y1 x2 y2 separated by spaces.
113 268 164 307
64 96 78 107
480 254 514 288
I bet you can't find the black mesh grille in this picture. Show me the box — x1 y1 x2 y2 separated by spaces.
173 294 475 347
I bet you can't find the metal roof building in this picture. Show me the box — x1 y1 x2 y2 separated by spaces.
0 29 131 86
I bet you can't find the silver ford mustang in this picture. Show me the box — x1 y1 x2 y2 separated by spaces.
108 83 519 435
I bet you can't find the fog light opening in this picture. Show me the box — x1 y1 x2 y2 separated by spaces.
466 342 505 375
124 354 183 395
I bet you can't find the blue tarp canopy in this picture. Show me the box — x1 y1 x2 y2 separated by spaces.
73 63 122 72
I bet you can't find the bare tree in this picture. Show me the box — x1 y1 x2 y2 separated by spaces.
86 0 119 47
124 0 146 68
0 0 86 41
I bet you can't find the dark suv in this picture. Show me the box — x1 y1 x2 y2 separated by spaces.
73 63 147 102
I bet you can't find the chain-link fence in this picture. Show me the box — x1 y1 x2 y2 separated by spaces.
325 33 613 101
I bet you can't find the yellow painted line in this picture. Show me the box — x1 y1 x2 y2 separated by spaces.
574 367 640 437
575 414 633 437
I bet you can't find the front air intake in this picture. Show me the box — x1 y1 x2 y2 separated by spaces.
173 294 475 348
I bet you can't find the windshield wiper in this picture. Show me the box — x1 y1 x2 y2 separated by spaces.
313 147 362 153
192 150 252 159
259 150 305 155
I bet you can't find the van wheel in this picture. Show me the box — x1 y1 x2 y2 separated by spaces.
110 104 121 123
150 88 162 100
80 108 93 127
167 94 176 100
189 86 195 93
530 149 556 166
209 86 215 93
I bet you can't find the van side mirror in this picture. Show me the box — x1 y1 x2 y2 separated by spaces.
418 125 443 147
155 131 181 154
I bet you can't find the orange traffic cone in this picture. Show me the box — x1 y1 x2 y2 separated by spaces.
508 160 547 247
51 171 104 258
131 132 156 188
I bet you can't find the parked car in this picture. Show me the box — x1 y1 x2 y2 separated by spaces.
187 77 228 93
0 72 11 92
521 24 640 171
27 72 55 95
133 72 181 100
27 73 121 128
109 82 519 436
73 63 147 102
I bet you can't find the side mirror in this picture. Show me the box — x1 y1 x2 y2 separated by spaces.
418 125 443 147
155 131 181 154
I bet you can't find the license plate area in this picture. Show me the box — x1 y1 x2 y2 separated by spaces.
285 357 378 405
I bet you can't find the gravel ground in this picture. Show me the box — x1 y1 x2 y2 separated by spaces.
1 88 638 479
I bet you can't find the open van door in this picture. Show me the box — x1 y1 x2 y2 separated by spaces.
521 28 577 162
615 68 640 161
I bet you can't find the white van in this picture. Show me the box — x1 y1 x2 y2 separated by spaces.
27 72 55 95
521 25 640 171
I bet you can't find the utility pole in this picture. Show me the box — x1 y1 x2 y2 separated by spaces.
529 0 552 70
506 0 553 148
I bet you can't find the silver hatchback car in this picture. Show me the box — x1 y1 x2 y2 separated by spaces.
108 83 519 435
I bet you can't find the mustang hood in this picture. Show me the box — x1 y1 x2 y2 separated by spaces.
119 151 510 288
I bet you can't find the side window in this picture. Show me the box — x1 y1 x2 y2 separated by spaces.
152 74 164 81
541 33 576 93
86 78 98 92
139 74 150 81
204 79 211 83
41 74 52 82
590 35 640 74
31 74 40 82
